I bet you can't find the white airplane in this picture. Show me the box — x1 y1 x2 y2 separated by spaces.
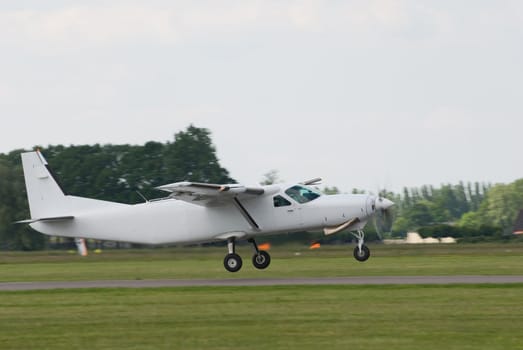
18 151 394 272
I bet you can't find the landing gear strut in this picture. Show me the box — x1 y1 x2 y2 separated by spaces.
248 238 271 270
223 237 271 272
223 238 242 272
351 230 370 262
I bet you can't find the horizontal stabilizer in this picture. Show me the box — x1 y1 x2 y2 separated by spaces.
15 216 74 224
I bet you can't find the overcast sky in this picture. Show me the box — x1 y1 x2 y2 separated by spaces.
1 1 522 193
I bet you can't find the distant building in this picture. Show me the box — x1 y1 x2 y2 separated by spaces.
513 210 523 235
383 232 456 244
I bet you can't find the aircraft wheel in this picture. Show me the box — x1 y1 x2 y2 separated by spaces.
252 250 271 270
353 245 370 262
224 253 243 272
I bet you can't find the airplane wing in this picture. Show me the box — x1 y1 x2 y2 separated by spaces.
155 181 266 206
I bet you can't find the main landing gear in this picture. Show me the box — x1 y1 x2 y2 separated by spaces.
223 238 242 273
223 237 271 272
249 238 271 270
351 230 370 262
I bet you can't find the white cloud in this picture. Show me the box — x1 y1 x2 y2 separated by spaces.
0 83 10 99
0 1 455 53
346 0 408 29
421 106 476 131
0 5 177 50
0 1 511 60
1 1 522 191
287 0 323 31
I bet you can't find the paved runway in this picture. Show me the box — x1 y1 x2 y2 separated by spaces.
2 275 523 291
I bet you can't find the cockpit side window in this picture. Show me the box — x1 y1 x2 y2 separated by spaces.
273 195 291 207
285 185 321 204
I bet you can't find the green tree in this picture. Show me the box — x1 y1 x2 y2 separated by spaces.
260 170 281 185
0 158 46 250
476 181 523 231
323 186 340 195
164 125 234 184
404 201 434 228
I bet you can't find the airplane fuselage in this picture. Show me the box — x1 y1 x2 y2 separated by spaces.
31 192 373 245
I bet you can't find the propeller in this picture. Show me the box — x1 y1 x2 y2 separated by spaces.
373 196 395 240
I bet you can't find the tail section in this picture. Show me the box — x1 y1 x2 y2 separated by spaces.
21 151 68 219
20 150 128 222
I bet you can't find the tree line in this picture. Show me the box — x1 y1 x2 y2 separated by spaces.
1 125 522 250
388 179 523 241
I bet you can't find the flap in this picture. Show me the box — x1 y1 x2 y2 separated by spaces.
155 181 265 206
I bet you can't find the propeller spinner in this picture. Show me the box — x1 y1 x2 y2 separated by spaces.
373 196 395 239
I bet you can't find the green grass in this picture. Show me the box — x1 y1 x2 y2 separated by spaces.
1 285 523 350
1 243 523 282
2 244 523 349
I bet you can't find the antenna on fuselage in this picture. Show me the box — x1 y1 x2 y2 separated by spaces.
136 191 149 203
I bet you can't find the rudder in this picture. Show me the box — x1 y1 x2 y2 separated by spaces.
21 151 68 219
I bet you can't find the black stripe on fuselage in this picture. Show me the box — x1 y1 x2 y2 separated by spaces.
233 197 260 230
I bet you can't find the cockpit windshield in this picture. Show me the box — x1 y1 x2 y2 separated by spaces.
284 185 321 204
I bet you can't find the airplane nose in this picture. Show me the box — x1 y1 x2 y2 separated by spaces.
375 197 394 210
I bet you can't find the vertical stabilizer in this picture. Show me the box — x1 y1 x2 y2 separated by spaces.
21 151 67 219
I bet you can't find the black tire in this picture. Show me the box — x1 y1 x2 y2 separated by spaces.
252 250 271 270
353 245 370 262
224 253 243 272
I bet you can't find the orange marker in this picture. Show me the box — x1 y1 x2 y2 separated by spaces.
258 242 271 251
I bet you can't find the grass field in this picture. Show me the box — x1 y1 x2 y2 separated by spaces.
1 243 523 350
1 285 523 350
1 243 523 282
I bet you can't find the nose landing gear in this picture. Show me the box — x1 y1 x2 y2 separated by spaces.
351 230 370 262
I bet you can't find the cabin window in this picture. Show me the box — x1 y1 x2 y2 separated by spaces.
285 185 321 204
273 195 291 207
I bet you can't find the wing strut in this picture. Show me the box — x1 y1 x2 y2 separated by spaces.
232 197 260 230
